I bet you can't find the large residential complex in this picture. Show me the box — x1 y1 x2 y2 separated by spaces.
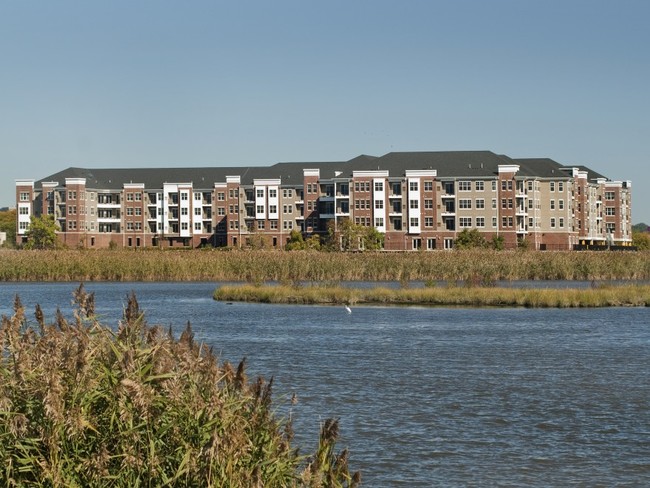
15 151 632 250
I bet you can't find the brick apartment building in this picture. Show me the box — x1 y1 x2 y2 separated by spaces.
15 151 632 250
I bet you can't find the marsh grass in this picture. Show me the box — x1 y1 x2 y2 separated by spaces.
0 285 359 487
0 248 649 282
214 283 650 308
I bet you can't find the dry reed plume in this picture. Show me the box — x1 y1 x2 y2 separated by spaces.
0 284 359 487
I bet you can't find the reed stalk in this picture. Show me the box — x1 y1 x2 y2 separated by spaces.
0 284 359 487
214 283 650 308
0 249 649 282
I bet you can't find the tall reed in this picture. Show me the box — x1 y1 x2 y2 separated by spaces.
1 249 649 282
214 283 650 308
0 284 359 487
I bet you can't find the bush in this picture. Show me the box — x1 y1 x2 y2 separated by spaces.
0 285 359 487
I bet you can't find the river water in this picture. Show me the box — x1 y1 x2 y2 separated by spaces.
1 282 649 487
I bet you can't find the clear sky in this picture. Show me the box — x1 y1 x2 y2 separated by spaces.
2 0 649 223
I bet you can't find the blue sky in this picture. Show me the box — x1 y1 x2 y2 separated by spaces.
2 0 649 223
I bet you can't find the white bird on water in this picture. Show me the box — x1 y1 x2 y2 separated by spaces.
345 305 352 314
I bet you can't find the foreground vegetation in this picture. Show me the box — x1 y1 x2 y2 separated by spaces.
0 285 359 487
214 283 650 308
1 248 650 282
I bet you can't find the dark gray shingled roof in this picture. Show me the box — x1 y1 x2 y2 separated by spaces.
363 151 518 177
515 159 609 181
34 151 612 190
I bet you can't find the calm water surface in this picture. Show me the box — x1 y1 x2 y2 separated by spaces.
1 282 649 487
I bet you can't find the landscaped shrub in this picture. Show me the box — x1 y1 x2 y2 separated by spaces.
0 285 359 487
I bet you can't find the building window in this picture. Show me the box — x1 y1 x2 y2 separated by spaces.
606 223 616 233
606 207 616 216
218 192 225 201
492 217 497 227
424 181 433 191
375 200 384 209
257 220 265 230
459 199 472 209
559 218 564 228
550 182 555 192
409 181 418 192
20 192 30 201
181 192 189 201
194 222 202 231
182 222 189 230
269 205 277 214
256 205 264 214
409 217 419 227
256 189 264 198
475 181 484 191
269 189 277 198
181 208 188 216
375 217 384 227
476 217 485 228
424 217 433 227
270 220 278 230
558 182 564 192
409 200 419 209
459 217 472 227
605 191 615 200
194 207 201 216
492 181 497 191
475 198 485 209
218 207 225 216
375 181 384 192
550 200 555 210
528 181 533 191
559 200 564 210
424 199 433 209
550 218 556 228
19 207 29 215
492 199 497 209
458 181 471 191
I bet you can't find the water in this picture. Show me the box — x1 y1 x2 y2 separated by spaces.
1 282 649 487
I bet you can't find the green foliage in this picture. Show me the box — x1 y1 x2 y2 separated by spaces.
324 219 384 251
23 214 59 250
0 209 16 247
285 229 306 250
0 285 359 487
632 230 650 250
455 228 488 249
491 235 505 250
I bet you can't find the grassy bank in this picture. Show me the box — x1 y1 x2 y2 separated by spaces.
0 286 359 487
1 248 649 282
214 283 650 308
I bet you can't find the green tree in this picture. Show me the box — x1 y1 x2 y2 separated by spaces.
455 228 488 249
326 219 385 251
632 230 650 250
0 209 17 247
24 214 59 250
285 229 306 250
491 234 505 250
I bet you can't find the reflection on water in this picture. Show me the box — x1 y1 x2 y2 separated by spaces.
1 282 649 487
